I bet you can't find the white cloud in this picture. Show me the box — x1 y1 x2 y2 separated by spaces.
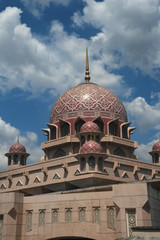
20 0 71 18
73 0 160 77
0 7 130 98
0 117 43 171
125 97 160 132
136 138 157 163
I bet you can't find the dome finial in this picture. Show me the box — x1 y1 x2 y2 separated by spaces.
85 48 90 83
17 135 19 143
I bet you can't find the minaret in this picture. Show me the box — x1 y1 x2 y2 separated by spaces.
85 48 91 83
5 137 30 169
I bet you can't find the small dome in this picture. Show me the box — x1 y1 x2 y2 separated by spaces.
152 140 160 151
80 121 100 133
80 140 102 154
9 142 26 153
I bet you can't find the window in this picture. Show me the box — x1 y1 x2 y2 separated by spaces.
126 209 136 237
108 207 115 229
79 208 85 222
39 210 45 226
50 126 56 140
113 148 126 157
96 135 100 143
65 209 72 222
109 123 118 136
20 155 25 165
53 149 66 158
13 154 18 165
98 157 103 171
122 125 128 139
26 211 32 232
155 153 159 163
75 118 85 134
80 157 86 172
60 121 70 137
80 136 85 146
0 215 3 240
93 118 104 133
88 156 95 171
52 209 58 223
8 156 11 166
93 207 100 224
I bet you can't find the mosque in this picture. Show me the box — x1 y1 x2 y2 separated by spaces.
0 50 160 240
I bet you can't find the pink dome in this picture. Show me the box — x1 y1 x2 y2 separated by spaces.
80 121 100 133
50 82 127 123
9 142 26 153
80 140 102 154
152 140 160 151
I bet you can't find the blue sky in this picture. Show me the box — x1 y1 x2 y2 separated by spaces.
0 0 160 170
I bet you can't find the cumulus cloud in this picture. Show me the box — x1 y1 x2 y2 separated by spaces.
73 0 160 78
136 138 157 163
0 117 43 171
0 7 130 98
20 0 71 18
125 97 160 132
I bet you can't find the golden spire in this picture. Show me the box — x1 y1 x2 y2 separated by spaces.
85 48 90 83
17 135 19 143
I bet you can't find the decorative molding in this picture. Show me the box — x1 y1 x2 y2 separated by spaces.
53 173 60 180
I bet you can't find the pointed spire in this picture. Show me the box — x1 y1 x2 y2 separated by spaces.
85 48 90 83
17 135 19 143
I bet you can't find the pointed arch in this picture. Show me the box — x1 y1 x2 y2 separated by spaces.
53 149 66 158
93 117 104 133
75 117 85 134
59 120 70 137
107 119 119 136
113 148 126 157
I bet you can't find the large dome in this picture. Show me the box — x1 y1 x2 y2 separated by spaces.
50 82 127 123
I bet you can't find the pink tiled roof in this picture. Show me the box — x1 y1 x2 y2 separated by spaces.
9 142 26 153
50 83 127 123
80 140 102 154
80 121 100 133
152 141 160 151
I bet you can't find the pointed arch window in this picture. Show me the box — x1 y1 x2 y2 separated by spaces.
13 154 18 165
26 211 32 232
93 207 100 223
88 156 95 171
98 157 103 171
60 121 70 137
39 210 45 226
65 208 72 222
79 208 86 222
75 118 85 134
155 153 159 163
93 118 104 133
52 209 59 223
108 207 115 229
80 157 86 172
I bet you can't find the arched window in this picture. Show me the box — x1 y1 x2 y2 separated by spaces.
80 136 85 146
113 148 126 157
53 149 66 158
13 154 18 165
93 207 100 223
122 125 128 139
93 118 104 133
26 211 32 232
65 209 72 222
88 156 95 171
79 208 85 222
60 121 70 137
96 135 100 143
50 126 56 140
39 210 45 226
108 207 115 229
20 155 25 165
8 156 11 166
75 118 85 134
98 157 103 171
155 153 159 163
87 134 91 141
109 123 118 136
80 157 86 172
52 209 58 223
